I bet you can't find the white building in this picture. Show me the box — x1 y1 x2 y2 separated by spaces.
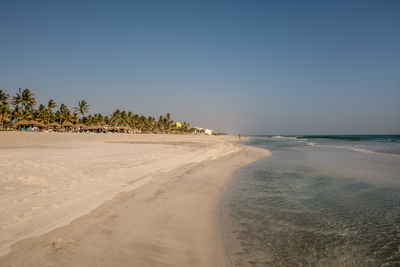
205 129 213 135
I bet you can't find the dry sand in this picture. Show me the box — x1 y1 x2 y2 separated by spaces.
0 132 270 266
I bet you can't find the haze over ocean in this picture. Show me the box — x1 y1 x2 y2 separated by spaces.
1 0 399 134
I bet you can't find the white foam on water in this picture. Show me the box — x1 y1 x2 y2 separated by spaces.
306 143 400 158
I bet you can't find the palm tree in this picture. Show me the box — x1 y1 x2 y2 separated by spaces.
35 104 49 124
47 99 57 114
46 99 57 125
74 100 89 120
111 109 121 126
183 121 189 132
131 114 139 131
157 115 164 133
12 88 36 110
164 113 172 132
0 90 10 129
63 110 76 123
0 105 11 129
92 113 103 125
0 90 9 105
14 107 33 121
147 116 155 133
83 114 92 125
120 110 128 126
104 116 110 125
59 103 68 115
138 116 147 132
54 111 62 124
57 104 77 125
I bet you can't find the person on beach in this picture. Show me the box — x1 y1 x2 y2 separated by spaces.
238 134 241 142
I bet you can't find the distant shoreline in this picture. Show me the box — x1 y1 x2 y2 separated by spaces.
0 88 222 136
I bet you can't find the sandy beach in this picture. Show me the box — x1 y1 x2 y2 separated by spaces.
0 132 270 266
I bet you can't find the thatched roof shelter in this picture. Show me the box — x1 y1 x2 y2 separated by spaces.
86 125 103 131
62 122 74 127
26 120 44 127
49 122 61 127
48 122 61 130
119 126 133 133
106 126 122 132
72 124 85 130
14 120 44 129
14 120 29 126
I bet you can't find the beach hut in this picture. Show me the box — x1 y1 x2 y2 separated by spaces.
105 126 114 133
21 120 45 131
85 125 95 132
106 126 121 133
124 126 133 133
48 122 61 132
74 123 86 132
62 121 74 132
14 120 29 130
86 125 104 133
0 117 11 129
117 126 132 133
14 120 28 126
95 124 105 133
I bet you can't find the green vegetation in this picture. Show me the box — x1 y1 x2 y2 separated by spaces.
0 88 195 134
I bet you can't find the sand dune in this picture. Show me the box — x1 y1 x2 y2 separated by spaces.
0 132 269 266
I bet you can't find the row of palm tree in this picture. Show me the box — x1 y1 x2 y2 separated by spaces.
0 88 193 133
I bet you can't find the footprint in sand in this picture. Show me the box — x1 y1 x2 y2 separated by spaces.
101 228 115 236
25 176 39 184
32 190 44 196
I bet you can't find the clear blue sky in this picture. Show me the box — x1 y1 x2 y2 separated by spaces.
1 0 399 134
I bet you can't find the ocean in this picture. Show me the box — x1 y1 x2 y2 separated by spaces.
223 135 400 266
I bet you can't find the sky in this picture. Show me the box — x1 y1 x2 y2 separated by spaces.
1 0 399 135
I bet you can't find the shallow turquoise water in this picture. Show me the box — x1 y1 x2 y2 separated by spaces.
225 138 400 266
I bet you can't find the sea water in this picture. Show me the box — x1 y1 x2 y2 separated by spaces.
224 135 400 266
